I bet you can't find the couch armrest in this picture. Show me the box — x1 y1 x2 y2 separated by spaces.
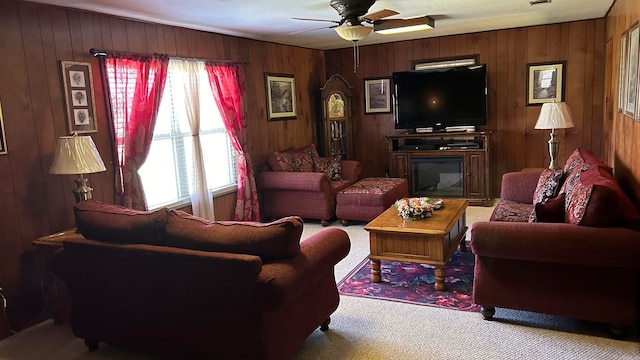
340 160 361 182
256 171 332 192
257 228 350 309
471 221 640 268
499 171 542 204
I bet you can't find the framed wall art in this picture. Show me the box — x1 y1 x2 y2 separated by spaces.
0 100 7 155
624 23 639 118
265 73 296 121
60 61 98 134
527 61 566 105
619 30 628 113
364 77 392 114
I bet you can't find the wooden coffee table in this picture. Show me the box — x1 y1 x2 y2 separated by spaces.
364 199 468 291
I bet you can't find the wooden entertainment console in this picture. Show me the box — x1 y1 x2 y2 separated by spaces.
387 131 492 206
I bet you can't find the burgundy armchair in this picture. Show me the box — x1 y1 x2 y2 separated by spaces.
257 155 361 226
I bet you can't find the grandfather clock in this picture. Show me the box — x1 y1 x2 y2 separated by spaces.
319 74 353 159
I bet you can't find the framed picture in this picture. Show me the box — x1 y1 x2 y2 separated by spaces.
625 23 639 117
527 61 566 105
265 73 296 121
61 61 98 133
0 100 7 155
364 77 392 114
619 31 628 113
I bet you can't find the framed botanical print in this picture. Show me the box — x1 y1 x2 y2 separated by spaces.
60 61 98 134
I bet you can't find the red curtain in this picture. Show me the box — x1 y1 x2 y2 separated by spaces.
205 62 260 221
103 54 169 210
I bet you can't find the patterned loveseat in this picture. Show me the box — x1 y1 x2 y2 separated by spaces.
256 144 361 226
470 148 640 335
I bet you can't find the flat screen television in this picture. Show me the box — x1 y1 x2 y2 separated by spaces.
393 64 487 132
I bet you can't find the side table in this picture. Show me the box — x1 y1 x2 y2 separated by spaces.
32 228 83 324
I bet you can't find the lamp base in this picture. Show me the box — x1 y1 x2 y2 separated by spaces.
547 129 561 170
72 176 94 203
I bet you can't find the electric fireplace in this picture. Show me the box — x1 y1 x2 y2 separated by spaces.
410 156 464 197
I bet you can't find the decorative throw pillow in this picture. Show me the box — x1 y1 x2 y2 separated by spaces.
165 210 303 260
314 156 342 180
296 144 321 163
74 199 168 245
528 194 565 223
565 182 594 225
559 163 589 202
572 166 627 227
267 151 296 172
564 148 613 174
563 148 585 174
532 169 564 204
328 156 342 180
289 151 314 172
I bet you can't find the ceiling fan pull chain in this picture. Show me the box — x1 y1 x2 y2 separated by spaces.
352 40 362 73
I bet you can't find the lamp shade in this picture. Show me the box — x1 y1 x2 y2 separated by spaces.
335 25 372 41
50 135 106 175
534 102 575 130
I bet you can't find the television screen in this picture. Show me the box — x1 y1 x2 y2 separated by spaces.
393 64 487 131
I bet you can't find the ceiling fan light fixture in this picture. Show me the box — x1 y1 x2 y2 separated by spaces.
374 16 435 35
335 25 373 41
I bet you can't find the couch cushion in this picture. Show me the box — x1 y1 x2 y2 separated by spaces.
165 210 303 260
74 199 168 245
532 169 564 204
528 194 566 223
490 200 534 222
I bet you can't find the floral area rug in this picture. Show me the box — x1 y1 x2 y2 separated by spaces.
337 251 480 312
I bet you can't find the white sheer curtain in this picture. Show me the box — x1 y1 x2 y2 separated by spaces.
169 59 215 220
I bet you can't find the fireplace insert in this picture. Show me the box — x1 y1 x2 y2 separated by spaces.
410 156 464 197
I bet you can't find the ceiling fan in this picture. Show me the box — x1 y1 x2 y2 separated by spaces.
292 0 434 42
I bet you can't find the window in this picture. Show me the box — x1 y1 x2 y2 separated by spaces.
137 61 237 209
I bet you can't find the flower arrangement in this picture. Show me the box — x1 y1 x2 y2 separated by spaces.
394 197 444 220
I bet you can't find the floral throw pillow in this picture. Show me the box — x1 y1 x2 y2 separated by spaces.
314 156 342 180
532 169 564 204
289 151 314 172
565 182 593 225
268 151 296 172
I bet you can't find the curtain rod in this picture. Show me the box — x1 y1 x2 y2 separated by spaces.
89 48 250 65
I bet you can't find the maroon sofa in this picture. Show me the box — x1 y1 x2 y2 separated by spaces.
471 148 640 335
257 144 361 226
52 200 350 359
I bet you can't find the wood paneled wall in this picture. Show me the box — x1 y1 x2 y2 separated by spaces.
325 19 606 197
606 0 640 208
0 0 324 336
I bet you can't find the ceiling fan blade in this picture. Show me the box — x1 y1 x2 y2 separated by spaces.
362 9 399 22
289 25 338 35
291 17 341 24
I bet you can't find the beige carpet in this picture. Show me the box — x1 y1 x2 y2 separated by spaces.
1 205 638 359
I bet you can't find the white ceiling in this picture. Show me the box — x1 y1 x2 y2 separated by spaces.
28 0 614 50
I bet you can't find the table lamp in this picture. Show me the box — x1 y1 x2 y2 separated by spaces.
50 135 106 203
534 102 575 170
